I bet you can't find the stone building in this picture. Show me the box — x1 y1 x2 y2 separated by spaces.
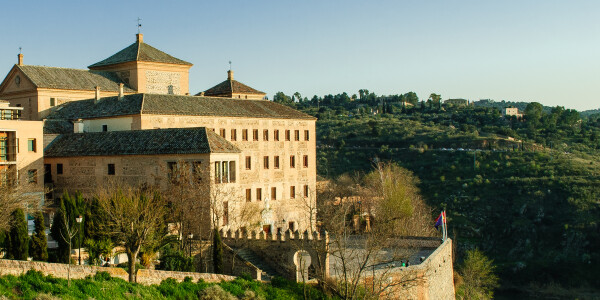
0 33 317 235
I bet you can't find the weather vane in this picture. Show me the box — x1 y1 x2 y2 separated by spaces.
137 17 142 34
19 47 22 54
229 61 232 71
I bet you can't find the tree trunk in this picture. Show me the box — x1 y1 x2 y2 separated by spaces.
127 250 138 283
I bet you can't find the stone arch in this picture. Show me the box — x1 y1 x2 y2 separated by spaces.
293 250 312 282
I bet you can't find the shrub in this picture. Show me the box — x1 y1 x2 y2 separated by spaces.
198 285 236 300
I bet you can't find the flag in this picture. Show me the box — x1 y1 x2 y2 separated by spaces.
434 211 446 229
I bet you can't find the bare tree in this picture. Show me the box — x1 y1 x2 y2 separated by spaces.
0 170 43 232
95 185 168 282
312 162 435 299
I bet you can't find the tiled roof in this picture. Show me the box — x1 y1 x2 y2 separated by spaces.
44 119 74 134
44 127 239 157
45 93 315 120
200 79 266 97
17 65 134 92
88 41 192 68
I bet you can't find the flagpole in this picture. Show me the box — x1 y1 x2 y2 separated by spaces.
443 210 447 241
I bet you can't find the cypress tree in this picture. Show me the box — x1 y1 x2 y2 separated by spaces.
31 211 48 261
50 198 69 263
212 229 223 274
8 208 29 260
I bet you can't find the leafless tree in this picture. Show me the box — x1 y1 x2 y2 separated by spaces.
0 170 44 232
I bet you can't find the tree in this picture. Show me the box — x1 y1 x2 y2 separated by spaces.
0 171 41 233
30 211 48 261
524 102 544 128
315 162 435 299
95 186 168 282
456 249 499 300
7 208 28 260
212 228 223 274
50 192 85 263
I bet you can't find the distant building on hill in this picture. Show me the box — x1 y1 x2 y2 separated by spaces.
502 107 523 119
443 98 469 107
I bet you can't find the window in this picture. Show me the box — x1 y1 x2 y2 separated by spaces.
108 164 115 175
295 130 300 141
263 129 269 141
50 98 56 107
303 155 309 168
271 187 277 200
245 156 251 170
290 186 295 199
274 130 280 141
57 164 63 175
289 221 295 232
231 129 237 141
102 125 108 132
220 128 226 138
223 201 229 226
304 185 309 197
242 129 248 141
215 161 223 183
253 129 259 141
222 161 229 183
16 138 19 153
290 155 295 168
274 156 280 169
304 130 310 141
285 130 291 141
27 169 37 184
27 139 36 152
246 189 252 202
256 188 262 201
229 161 236 182
263 156 269 169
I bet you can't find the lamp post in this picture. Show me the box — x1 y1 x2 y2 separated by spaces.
75 215 83 265
187 233 194 257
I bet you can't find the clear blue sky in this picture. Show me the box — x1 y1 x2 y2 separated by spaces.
1 0 598 110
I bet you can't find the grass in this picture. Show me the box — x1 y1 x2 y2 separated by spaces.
0 270 336 300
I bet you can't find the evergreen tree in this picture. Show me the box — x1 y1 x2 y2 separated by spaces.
30 211 48 261
50 192 86 263
50 199 69 263
8 208 28 260
212 229 223 274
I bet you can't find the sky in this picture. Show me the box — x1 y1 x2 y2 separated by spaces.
0 0 598 111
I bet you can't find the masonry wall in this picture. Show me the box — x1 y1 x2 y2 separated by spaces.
0 259 234 285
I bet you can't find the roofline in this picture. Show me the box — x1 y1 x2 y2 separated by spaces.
88 59 194 70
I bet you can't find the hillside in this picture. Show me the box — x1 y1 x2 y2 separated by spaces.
297 101 600 293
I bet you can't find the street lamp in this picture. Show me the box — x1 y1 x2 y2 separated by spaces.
75 215 83 265
187 233 194 257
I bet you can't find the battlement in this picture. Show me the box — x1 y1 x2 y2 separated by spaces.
220 228 328 243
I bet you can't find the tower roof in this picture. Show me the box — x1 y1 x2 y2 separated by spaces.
88 34 192 68
199 70 265 97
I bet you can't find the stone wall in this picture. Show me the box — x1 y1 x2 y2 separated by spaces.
221 243 263 281
0 259 234 285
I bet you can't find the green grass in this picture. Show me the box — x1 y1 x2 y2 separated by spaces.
0 270 336 300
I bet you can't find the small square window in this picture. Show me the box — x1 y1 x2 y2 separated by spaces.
57 164 63 175
102 125 108 132
231 129 237 141
245 156 251 170
304 185 309 198
27 139 36 152
253 129 259 141
274 156 280 169
290 186 295 199
271 187 277 200
285 130 290 141
50 98 56 107
27 169 37 184
304 130 310 141
290 155 295 168
274 130 280 141
263 129 269 141
220 128 226 138
256 188 262 201
108 164 115 175
263 156 269 169
242 129 248 141
246 189 252 202
295 130 300 141
303 155 309 168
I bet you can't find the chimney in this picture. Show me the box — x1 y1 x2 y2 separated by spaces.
94 86 100 103
17 53 23 66
118 83 124 100
136 33 143 43
74 119 84 133
227 70 234 81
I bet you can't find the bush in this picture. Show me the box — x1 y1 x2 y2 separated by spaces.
198 285 236 300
